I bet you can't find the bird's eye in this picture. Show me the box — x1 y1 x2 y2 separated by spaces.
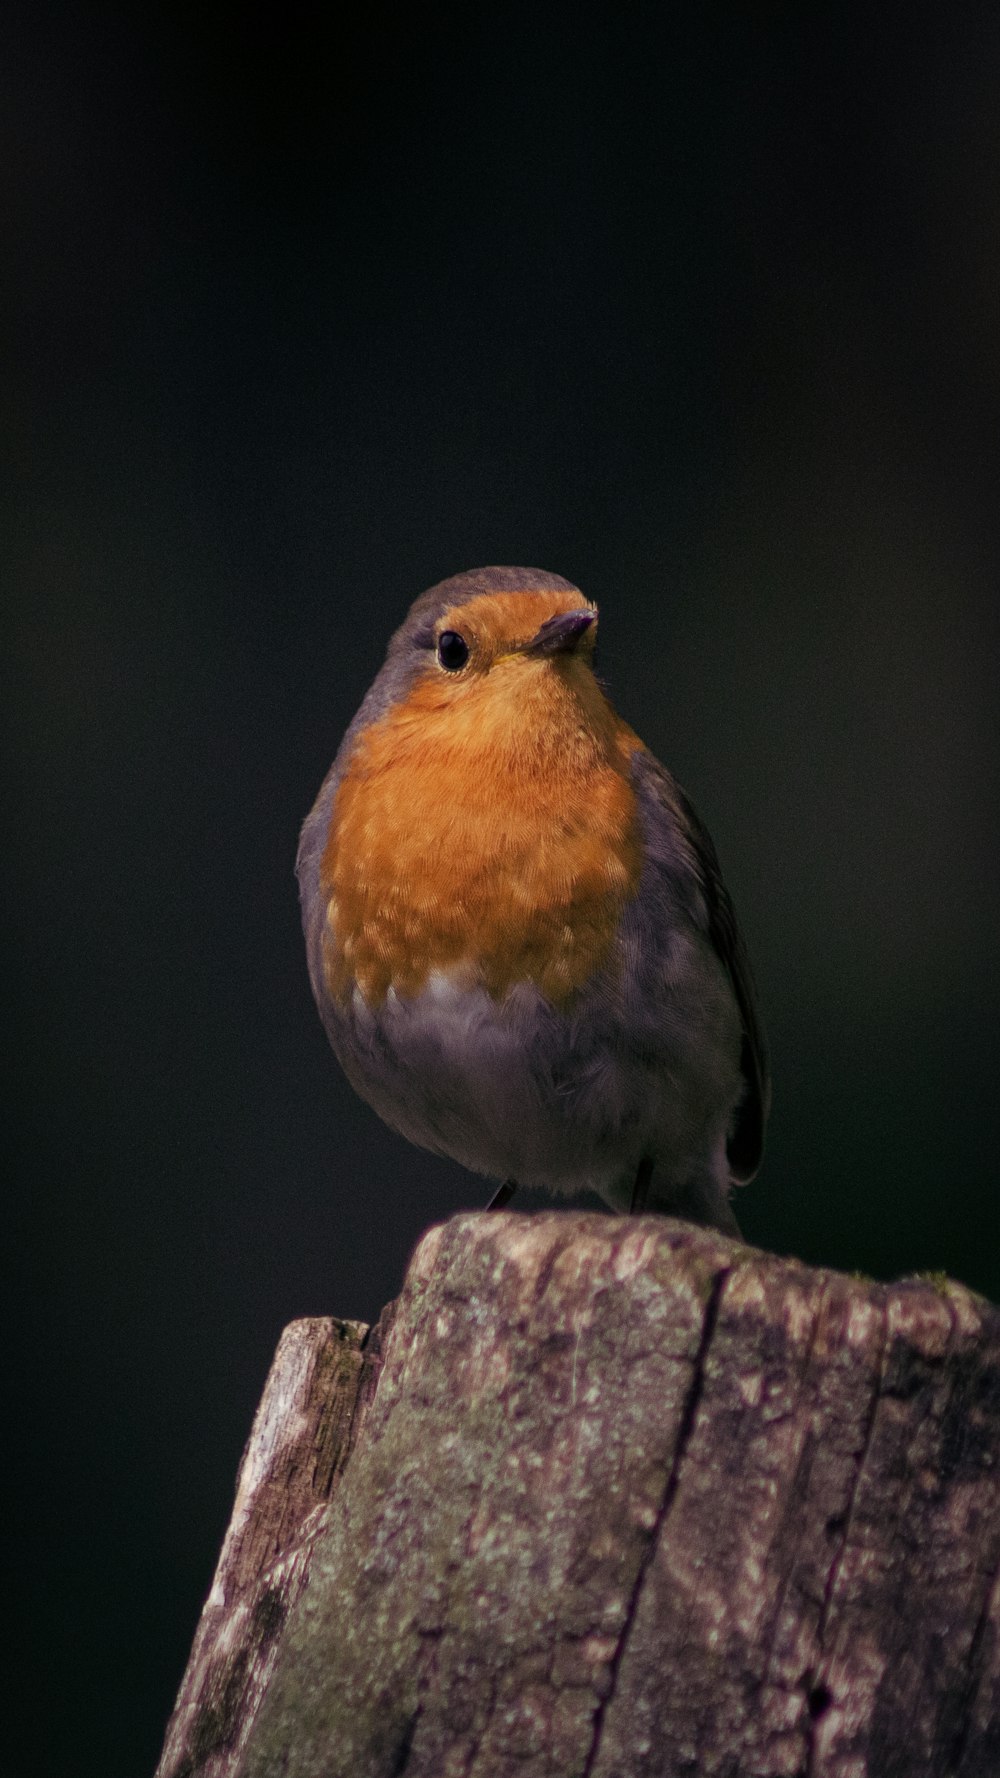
437 630 469 671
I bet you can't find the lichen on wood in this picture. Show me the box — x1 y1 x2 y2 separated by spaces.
155 1308 396 1778
155 1213 1000 1778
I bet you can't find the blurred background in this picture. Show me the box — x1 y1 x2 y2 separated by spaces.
5 3 999 1773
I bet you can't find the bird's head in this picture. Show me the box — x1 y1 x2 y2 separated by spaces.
383 570 605 756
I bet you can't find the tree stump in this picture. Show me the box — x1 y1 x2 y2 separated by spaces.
155 1212 1000 1778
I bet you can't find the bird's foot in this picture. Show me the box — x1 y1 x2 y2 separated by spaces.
485 1179 518 1211
629 1157 654 1215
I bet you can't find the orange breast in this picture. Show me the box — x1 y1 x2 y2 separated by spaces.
320 654 642 1006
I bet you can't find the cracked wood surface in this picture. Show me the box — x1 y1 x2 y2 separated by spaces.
155 1307 398 1778
155 1213 1000 1778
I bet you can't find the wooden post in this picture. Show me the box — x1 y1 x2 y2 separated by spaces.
155 1212 1000 1778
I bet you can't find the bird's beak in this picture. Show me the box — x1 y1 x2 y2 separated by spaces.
523 609 596 657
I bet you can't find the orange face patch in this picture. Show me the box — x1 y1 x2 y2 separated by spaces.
430 588 598 666
320 590 642 1006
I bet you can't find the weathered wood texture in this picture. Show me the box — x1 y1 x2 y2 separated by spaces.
154 1307 397 1778
156 1213 1000 1778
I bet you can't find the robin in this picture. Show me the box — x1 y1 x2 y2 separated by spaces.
297 566 769 1235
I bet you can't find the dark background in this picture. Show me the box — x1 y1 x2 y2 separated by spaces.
6 4 1000 1773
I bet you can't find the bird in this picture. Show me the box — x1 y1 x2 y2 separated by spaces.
297 566 769 1236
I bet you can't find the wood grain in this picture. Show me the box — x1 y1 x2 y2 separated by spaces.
155 1305 397 1778
155 1214 1000 1778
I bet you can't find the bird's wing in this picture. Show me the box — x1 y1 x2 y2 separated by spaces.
635 749 771 1181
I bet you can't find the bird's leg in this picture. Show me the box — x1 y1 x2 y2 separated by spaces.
485 1179 518 1211
629 1156 654 1215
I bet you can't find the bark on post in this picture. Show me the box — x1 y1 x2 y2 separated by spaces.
155 1212 1000 1778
